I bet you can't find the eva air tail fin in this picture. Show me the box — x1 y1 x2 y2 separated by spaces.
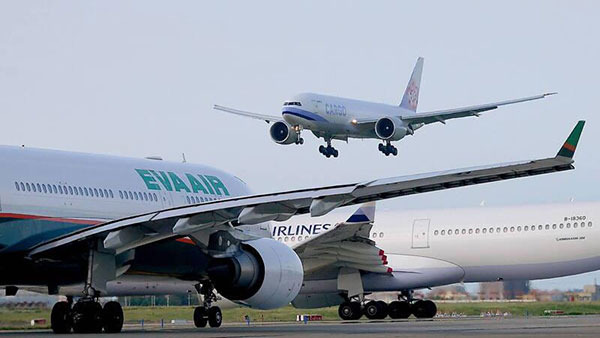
399 57 424 112
556 120 585 159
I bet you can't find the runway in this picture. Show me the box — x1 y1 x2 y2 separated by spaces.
2 315 600 337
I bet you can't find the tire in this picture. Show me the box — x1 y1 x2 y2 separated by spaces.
72 301 103 333
391 147 398 156
422 300 437 318
378 143 384 151
388 301 411 319
350 302 362 320
194 307 207 328
363 301 379 319
319 145 325 154
51 301 72 334
102 301 124 333
376 301 388 319
299 138 304 145
208 306 222 328
333 149 339 158
338 302 357 320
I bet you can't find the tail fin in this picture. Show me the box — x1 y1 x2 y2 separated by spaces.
346 202 376 223
399 57 424 112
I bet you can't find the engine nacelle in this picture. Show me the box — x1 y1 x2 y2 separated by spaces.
269 121 299 144
375 117 409 141
208 238 303 310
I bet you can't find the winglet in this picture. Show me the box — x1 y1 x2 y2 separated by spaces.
557 120 585 159
346 202 376 223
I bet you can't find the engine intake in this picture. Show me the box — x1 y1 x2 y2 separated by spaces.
208 238 303 310
375 117 409 141
269 121 299 144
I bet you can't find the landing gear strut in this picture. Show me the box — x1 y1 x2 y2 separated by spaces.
194 282 222 328
319 139 339 158
51 248 124 334
378 141 398 156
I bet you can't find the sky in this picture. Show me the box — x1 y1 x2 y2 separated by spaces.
0 1 599 291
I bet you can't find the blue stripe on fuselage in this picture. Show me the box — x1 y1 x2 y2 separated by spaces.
282 107 328 122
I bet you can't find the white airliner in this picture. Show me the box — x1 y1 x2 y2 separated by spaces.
270 199 599 320
214 57 555 157
0 121 583 333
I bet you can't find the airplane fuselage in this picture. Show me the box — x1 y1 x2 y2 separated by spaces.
272 202 600 297
281 92 413 140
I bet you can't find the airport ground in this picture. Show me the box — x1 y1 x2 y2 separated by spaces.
1 315 600 337
3 302 600 332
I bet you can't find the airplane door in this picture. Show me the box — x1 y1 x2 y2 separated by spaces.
411 219 430 249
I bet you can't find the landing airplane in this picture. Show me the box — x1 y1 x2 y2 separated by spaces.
214 57 555 158
273 196 599 320
0 121 583 333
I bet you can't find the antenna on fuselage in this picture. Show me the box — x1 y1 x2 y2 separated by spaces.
182 153 187 163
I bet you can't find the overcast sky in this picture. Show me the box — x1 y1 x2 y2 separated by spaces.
1 1 599 291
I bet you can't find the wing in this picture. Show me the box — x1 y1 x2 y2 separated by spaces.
402 92 556 125
213 104 281 124
294 202 390 278
28 120 584 258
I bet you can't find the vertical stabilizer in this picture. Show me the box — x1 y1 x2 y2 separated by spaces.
346 202 376 223
399 57 424 112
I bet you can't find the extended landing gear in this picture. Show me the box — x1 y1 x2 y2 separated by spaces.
194 282 222 328
337 298 436 320
50 298 123 334
319 139 338 158
378 141 398 156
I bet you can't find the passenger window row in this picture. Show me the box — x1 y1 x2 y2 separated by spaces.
186 195 220 204
118 190 158 202
277 236 308 243
15 181 114 199
433 222 593 236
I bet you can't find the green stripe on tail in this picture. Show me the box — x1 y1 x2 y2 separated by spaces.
557 120 585 158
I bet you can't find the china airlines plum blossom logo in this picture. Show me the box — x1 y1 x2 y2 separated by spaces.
406 81 419 110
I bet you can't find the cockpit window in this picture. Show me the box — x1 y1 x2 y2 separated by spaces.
283 101 302 106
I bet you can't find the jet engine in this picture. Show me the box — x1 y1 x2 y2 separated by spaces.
208 238 303 310
375 117 409 141
269 121 299 144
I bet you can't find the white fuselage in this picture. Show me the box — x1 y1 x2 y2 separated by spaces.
272 202 600 292
281 93 412 140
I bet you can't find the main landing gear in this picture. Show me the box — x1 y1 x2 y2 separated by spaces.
193 282 223 328
319 139 339 158
50 297 124 334
337 297 436 320
378 141 398 156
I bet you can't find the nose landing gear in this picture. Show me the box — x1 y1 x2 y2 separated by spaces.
378 141 398 156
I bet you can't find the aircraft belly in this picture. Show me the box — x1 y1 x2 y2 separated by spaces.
462 255 600 282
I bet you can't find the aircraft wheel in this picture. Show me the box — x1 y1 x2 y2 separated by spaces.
72 300 103 333
388 301 411 319
51 301 72 334
391 147 398 156
299 138 304 145
412 300 437 318
102 301 124 333
338 301 361 320
332 149 339 158
376 301 388 319
194 307 207 328
319 145 325 154
378 143 384 151
208 306 223 327
363 301 380 319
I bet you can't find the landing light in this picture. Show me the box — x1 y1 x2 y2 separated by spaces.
351 119 358 125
